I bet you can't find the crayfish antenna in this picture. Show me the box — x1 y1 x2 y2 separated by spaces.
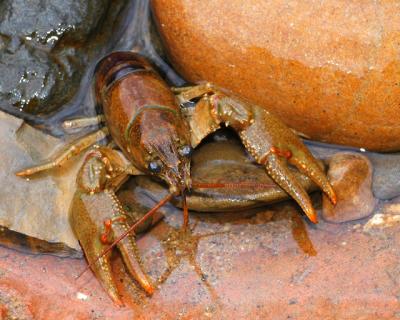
76 193 173 279
192 181 275 189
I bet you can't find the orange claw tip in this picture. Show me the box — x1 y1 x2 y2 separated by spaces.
331 192 338 206
100 233 109 244
106 288 125 307
143 283 155 296
138 276 155 296
310 215 318 224
306 211 318 224
111 297 125 308
132 268 155 296
103 219 112 228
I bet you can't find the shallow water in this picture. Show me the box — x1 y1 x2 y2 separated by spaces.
0 1 399 318
0 0 184 136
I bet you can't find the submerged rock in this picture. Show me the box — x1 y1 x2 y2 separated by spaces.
0 0 128 115
0 192 399 318
322 153 377 223
309 143 400 200
368 152 400 200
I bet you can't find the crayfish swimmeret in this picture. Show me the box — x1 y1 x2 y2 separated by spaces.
17 52 336 305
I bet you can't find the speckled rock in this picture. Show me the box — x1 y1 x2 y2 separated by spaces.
322 153 377 223
0 195 399 319
152 0 400 151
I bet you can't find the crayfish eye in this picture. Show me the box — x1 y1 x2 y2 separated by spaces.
179 145 193 158
148 160 162 173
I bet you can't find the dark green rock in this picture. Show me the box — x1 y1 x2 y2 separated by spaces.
0 0 128 115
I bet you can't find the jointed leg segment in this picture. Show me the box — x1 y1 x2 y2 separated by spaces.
16 127 109 177
62 115 106 131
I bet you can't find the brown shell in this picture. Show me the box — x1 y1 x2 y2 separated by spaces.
94 52 182 168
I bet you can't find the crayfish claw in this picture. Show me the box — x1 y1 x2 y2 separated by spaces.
70 191 123 305
264 153 318 223
70 188 155 304
84 240 123 306
112 220 155 295
288 150 337 206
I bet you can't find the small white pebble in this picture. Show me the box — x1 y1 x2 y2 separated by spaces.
359 148 366 152
341 241 347 246
364 213 400 231
76 292 88 301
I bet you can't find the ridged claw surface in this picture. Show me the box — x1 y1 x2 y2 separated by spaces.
288 148 337 206
264 153 318 223
234 102 337 223
70 148 154 305
112 215 155 295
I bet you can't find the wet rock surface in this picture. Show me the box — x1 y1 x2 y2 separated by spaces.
0 0 128 116
0 286 33 320
368 152 400 200
152 0 400 151
322 153 377 223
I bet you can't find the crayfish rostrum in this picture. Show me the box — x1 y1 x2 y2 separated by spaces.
16 51 336 305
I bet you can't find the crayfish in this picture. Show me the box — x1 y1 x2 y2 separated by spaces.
16 52 336 305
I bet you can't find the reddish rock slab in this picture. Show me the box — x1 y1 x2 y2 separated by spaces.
322 153 377 223
0 199 399 319
151 0 400 151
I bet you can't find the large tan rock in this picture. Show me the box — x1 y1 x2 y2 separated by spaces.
152 0 400 151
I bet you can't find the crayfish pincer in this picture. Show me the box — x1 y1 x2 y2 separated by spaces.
16 51 336 305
